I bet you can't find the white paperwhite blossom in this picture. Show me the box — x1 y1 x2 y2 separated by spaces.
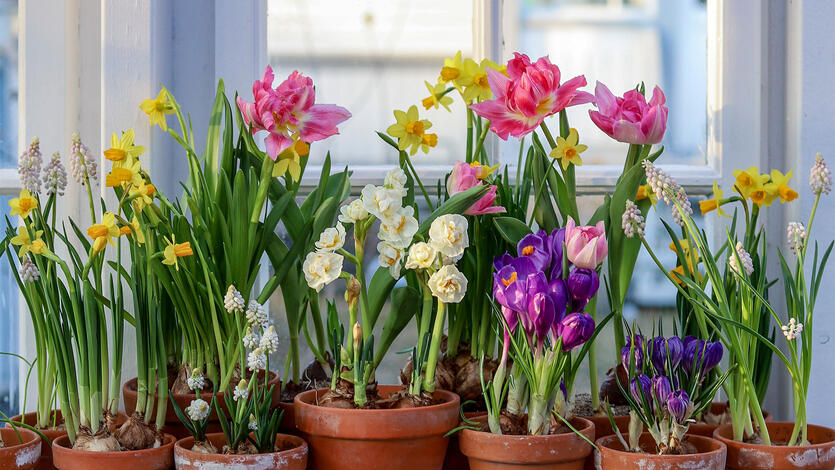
223 285 246 314
245 300 269 329
377 240 405 278
378 206 419 248
233 380 249 401
247 348 267 372
186 398 210 421
361 184 403 220
384 167 408 196
314 223 346 252
242 327 260 349
428 264 468 303
404 242 437 270
260 325 279 354
428 214 469 260
303 251 344 292
338 198 369 225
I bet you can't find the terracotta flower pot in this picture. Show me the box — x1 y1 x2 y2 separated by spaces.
7 410 68 470
122 371 280 439
294 385 460 470
174 432 307 470
688 402 773 437
459 416 595 470
278 401 296 434
443 411 486 470
713 421 835 470
583 415 629 470
51 433 175 470
0 428 42 470
595 432 727 470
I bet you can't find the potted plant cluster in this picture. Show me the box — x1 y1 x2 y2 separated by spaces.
4 41 835 470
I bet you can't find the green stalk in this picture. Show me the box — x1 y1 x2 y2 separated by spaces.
354 235 372 339
587 296 600 410
422 301 447 394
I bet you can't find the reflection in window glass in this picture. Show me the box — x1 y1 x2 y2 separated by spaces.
0 0 17 168
267 0 474 168
0 195 19 417
504 0 707 165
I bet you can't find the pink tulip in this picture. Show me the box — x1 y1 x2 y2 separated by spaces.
469 53 594 140
564 217 608 269
447 161 505 216
237 66 351 160
588 81 667 145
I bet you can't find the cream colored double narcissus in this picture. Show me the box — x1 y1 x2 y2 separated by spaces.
428 214 469 261
303 251 344 292
428 264 468 304
404 242 437 270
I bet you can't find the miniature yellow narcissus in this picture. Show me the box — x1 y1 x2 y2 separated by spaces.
10 226 44 257
271 136 309 182
87 211 120 253
9 189 38 218
549 128 587 170
422 80 453 111
699 181 729 217
470 161 500 180
386 105 434 156
163 235 194 271
732 166 769 201
140 89 176 131
766 169 798 203
103 129 146 167
439 51 464 85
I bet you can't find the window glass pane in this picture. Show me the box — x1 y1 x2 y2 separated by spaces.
267 0 474 168
0 195 19 417
503 0 707 166
0 0 17 168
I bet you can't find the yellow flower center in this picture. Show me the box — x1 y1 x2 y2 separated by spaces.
294 140 310 157
440 66 460 82
422 96 435 109
474 74 488 88
173 242 193 258
119 226 132 236
736 173 753 188
521 245 534 256
406 121 425 136
502 272 518 287
18 198 35 212
750 189 766 204
779 185 798 202
636 186 648 201
104 148 127 162
87 224 109 239
699 199 718 215
422 133 438 147
564 148 577 159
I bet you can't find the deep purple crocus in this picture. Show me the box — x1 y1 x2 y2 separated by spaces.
493 256 537 312
517 230 552 272
666 389 691 422
493 253 516 271
501 306 518 334
682 338 723 378
527 292 557 341
650 336 684 373
630 374 652 404
566 268 600 311
549 227 567 277
621 334 645 370
651 375 672 406
703 342 723 374
557 312 595 351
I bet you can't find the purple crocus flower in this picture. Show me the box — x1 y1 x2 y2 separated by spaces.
527 292 557 341
517 230 552 272
493 253 516 271
566 268 600 311
630 374 652 405
493 256 537 312
621 334 645 370
682 338 722 378
501 306 518 334
549 227 567 277
666 389 691 422
557 312 595 351
703 342 723 374
650 336 684 373
651 375 672 406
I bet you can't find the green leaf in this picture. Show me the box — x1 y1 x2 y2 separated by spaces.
492 216 531 245
367 267 398 329
203 80 226 192
373 286 421 367
416 186 487 237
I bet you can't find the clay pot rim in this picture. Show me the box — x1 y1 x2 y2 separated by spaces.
713 421 835 450
52 432 176 456
294 385 460 416
174 432 307 459
123 371 280 400
6 410 66 433
459 416 594 442
0 427 42 451
597 432 727 458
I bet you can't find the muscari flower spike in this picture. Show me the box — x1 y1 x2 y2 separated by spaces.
622 199 646 238
782 317 803 341
729 241 754 276
43 151 68 196
186 398 210 421
70 133 97 184
787 222 806 254
810 153 832 195
224 285 246 314
186 368 205 391
19 137 42 194
245 299 269 329
20 255 40 283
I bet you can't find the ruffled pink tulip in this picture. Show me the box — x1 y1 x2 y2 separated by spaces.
469 53 594 140
564 217 608 269
588 81 667 145
447 161 505 215
237 66 351 160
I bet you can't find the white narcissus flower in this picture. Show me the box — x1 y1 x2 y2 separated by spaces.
303 251 344 292
186 398 210 421
378 206 419 248
428 214 469 260
361 184 403 221
377 240 405 278
233 380 249 401
247 348 267 371
404 242 437 270
338 198 369 225
428 264 468 303
260 325 279 353
384 167 408 196
315 223 346 252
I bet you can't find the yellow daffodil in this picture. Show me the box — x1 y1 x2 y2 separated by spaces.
668 239 703 285
272 136 309 182
139 89 175 131
106 159 143 188
9 189 38 219
419 133 438 154
119 216 145 244
470 161 500 180
699 181 729 217
765 169 798 204
386 106 433 156
732 166 769 200
636 184 658 206
439 51 464 84
87 212 120 253
103 129 146 167
421 80 454 112
10 226 44 257
460 59 500 103
549 128 587 170
162 235 194 271
129 179 156 211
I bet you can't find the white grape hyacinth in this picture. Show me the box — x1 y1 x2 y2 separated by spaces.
186 399 210 421
621 200 646 239
302 251 344 292
233 380 249 401
782 317 804 341
248 414 259 431
260 325 279 354
729 242 754 276
428 214 469 260
223 285 246 314
247 348 267 372
245 300 269 330
314 223 346 252
242 326 260 349
187 368 205 391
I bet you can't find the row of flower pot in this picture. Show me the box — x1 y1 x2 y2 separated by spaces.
6 386 835 470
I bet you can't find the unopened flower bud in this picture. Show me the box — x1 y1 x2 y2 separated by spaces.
345 275 360 308
353 322 363 349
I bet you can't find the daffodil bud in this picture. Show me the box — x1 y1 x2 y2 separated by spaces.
353 322 363 350
345 275 360 308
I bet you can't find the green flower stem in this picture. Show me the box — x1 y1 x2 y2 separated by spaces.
472 120 491 163
416 279 434 361
354 234 372 340
402 152 435 212
587 296 600 411
466 109 474 163
422 301 447 394
308 290 330 373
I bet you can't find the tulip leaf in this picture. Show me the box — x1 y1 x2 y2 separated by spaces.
493 216 532 245
416 185 487 237
373 285 421 368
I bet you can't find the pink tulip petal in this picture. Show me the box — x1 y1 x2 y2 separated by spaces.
264 132 293 161
612 120 646 144
593 82 618 115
